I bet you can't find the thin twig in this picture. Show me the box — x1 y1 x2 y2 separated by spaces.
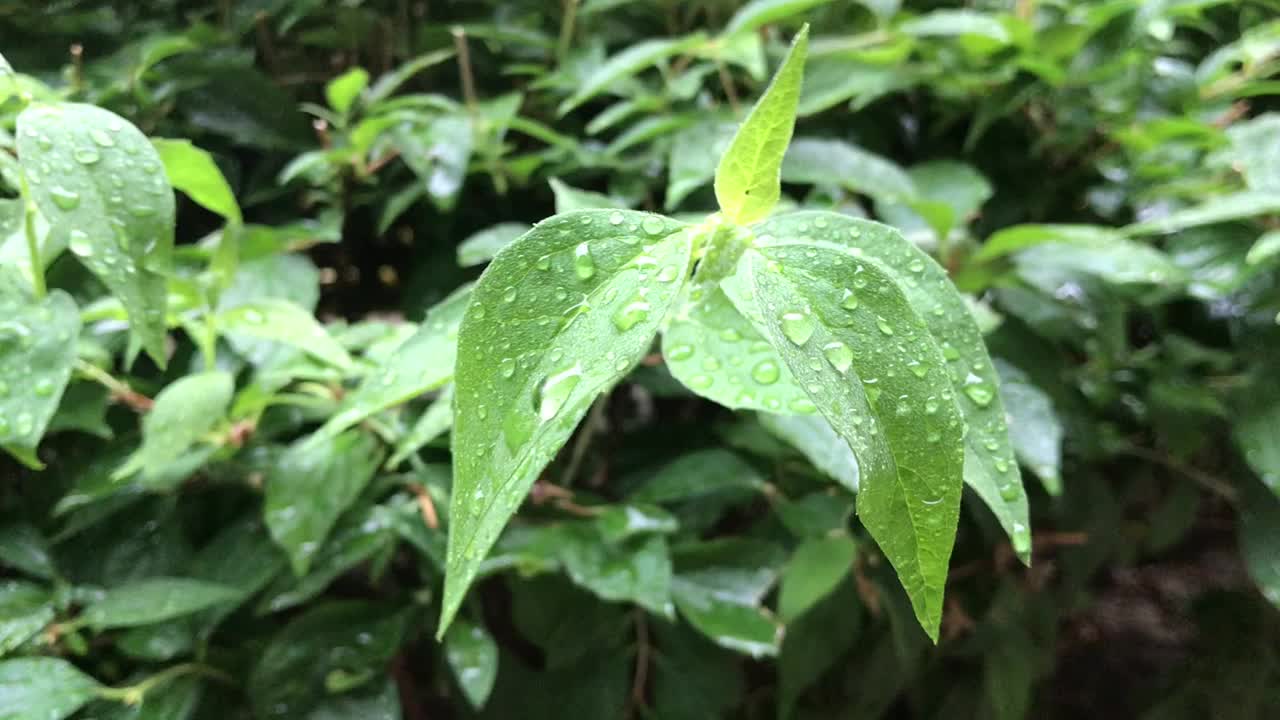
627 610 651 719
563 395 608 487
716 60 740 114
452 26 478 112
74 361 153 412
557 0 580 65
409 483 440 529
1117 443 1239 505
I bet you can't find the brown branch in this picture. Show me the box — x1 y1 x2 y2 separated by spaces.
409 483 440 529
627 610 651 719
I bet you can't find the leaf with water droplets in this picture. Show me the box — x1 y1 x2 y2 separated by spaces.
0 287 79 465
442 210 693 637
16 102 174 366
742 239 964 641
264 430 383 575
672 577 782 658
217 299 353 371
387 384 455 470
457 222 530 267
754 212 1031 565
0 657 101 720
80 576 241 630
313 284 472 440
0 581 55 656
112 371 234 483
996 359 1063 496
714 25 808 225
445 619 499 710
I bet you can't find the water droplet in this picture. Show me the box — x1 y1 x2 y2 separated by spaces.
941 342 960 361
781 311 814 346
751 360 780 385
50 186 80 210
1011 522 1031 556
68 230 93 257
499 358 516 378
535 255 551 271
840 289 859 310
719 328 742 342
34 378 55 397
15 413 34 436
788 397 817 414
641 217 665 235
702 357 721 372
875 316 894 336
667 344 694 361
963 382 994 408
73 147 100 165
924 398 939 414
656 266 679 283
535 365 582 421
573 242 596 280
35 134 53 150
612 297 650 331
823 341 853 374
908 259 925 273
999 482 1020 501
502 286 517 303
908 361 928 378
128 204 156 218
609 211 623 225
242 309 266 325
90 128 116 147
689 374 713 390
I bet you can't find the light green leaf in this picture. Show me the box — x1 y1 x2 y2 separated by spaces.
0 288 78 458
595 504 679 543
113 371 234 482
715 25 808 224
16 103 174 366
325 67 369 114
665 119 736 211
0 581 54 657
1235 381 1280 498
974 224 1118 262
798 59 908 117
314 285 471 439
760 413 859 493
672 577 781 658
996 360 1063 496
153 139 241 223
366 49 455 104
778 535 856 622
1239 479 1280 608
218 299 353 370
899 9 1011 43
741 235 964 640
753 212 1030 565
445 620 499 710
1123 191 1280 236
81 577 241 630
1246 230 1280 266
723 0 833 36
781 137 915 200
558 526 674 617
1013 236 1185 287
559 33 708 115
387 385 455 469
0 657 100 720
441 210 694 636
264 430 383 575
1225 113 1280 192
458 223 530 267
632 448 766 503
390 113 473 211
550 177 625 213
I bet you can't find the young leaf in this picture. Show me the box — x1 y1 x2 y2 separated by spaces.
0 657 100 720
113 371 234 482
741 239 965 640
16 103 174 366
458 223 530 267
722 0 834 37
387 384 455 469
81 577 241 630
714 25 808 224
753 212 1031 564
264 430 383 575
217 299 353 370
0 288 78 460
312 284 471 439
325 67 369 115
441 210 694 636
559 33 709 115
778 534 856 622
445 620 500 710
153 138 241 223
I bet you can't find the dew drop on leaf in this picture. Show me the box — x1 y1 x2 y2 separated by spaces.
502 287 517 303
908 360 928 378
641 217 665 235
875 316 894 336
535 364 582 420
788 397 817 414
656 265 679 283
612 297 651 331
689 374 713 389
90 128 116 147
609 211 623 225
33 378 54 397
243 309 266 324
73 147 100 165
667 344 694 361
840 289 859 310
1011 522 1032 556
780 311 814 346
963 381 994 408
908 259 925 273
751 360 780 385
823 341 853 374
999 482 1020 501
573 242 596 280
499 358 516 378
68 230 93 257
719 328 742 342
15 413 34 436
50 186 80 210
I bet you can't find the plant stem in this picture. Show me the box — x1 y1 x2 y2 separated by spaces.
557 0 579 66
74 360 154 412
452 26 478 112
22 196 44 299
562 395 608 487
716 60 740 114
98 663 232 705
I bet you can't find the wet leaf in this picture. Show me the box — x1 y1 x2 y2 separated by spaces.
996 360 1063 496
778 534 856 622
218 299 353 370
559 34 708 115
0 288 79 458
781 138 915 200
386 385 455 470
81 576 241 630
595 504 679 543
264 430 383 575
760 413 859 493
723 0 834 36
742 235 964 640
0 581 54 657
631 448 766 503
715 25 808 224
441 210 693 636
153 138 240 223
0 524 57 581
257 505 396 613
445 619 499 709
672 577 781 658
390 113 473 211
113 371 234 482
457 223 530 267
550 177 625 213
558 525 674 617
0 657 100 720
16 102 174 365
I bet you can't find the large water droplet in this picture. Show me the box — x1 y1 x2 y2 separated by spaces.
34 378 55 397
609 211 623 225
719 328 742 342
908 259 925 273
612 297 650 331
751 360 780 385
667 344 694 361
641 217 665 235
15 413 34 436
780 311 814 346
875 316 894 336
90 128 116 147
573 242 596 280
823 341 853 374
999 482 1020 501
536 365 582 421
840 289 859 310
50 186 80 211
689 374 713 390
68 230 94 257
499 357 516 378
1011 522 1031 556
963 382 994 408
788 397 817 414
73 147 100 165
656 266 679 283
908 361 928 378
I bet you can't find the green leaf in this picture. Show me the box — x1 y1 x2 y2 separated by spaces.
0 524 57 580
741 234 964 640
257 505 396 613
715 25 808 224
445 620 499 710
781 138 915 200
152 139 241 223
264 430 383 575
723 0 833 36
753 212 1030 566
550 177 626 213
94 676 202 720
81 577 241 630
760 413 859 493
1012 235 1185 288
218 299 354 370
1246 230 1280 266
558 525 674 616
1235 381 1280 498
1240 479 1280 608
899 9 1011 43
974 224 1118 262
631 448 766 503
0 657 100 720
0 288 78 456
559 34 708 115
798 59 908 116
113 371 234 482
16 102 174 366
314 284 471 439
672 577 782 658
595 504 679 543
325 67 369 114
0 581 54 656
996 360 1063 496
387 385 455 469
458 223 530 267
390 113 473 211
1123 191 1280 236
441 210 693 637
778 535 856 622
664 119 736 211
1226 113 1280 192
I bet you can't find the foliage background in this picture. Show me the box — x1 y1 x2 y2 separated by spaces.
2 0 1280 718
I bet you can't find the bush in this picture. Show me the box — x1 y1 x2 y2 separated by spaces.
1 1 1279 718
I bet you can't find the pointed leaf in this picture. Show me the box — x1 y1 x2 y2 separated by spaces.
16 103 174 365
753 212 1031 563
742 237 964 640
0 657 100 720
325 67 369 114
81 577 241 630
442 210 693 636
1123 191 1280 235
996 360 1063 496
715 25 808 224
113 371 234 482
672 577 781 658
558 525 674 617
781 138 915 200
723 0 834 36
0 288 78 456
218 299 353 370
458 223 530 267
0 581 54 657
559 34 708 115
445 619 499 710
153 138 241 223
387 384 455 469
778 534 856 622
760 413 859 493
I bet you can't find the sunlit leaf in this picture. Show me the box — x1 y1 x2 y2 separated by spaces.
0 288 78 461
0 658 100 720
445 619 499 709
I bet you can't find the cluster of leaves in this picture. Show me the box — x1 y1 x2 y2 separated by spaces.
1 1 1280 719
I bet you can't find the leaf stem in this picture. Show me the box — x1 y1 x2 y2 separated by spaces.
22 195 44 299
557 0 579 66
562 394 608 487
452 26 478 112
97 663 232 705
74 360 154 412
